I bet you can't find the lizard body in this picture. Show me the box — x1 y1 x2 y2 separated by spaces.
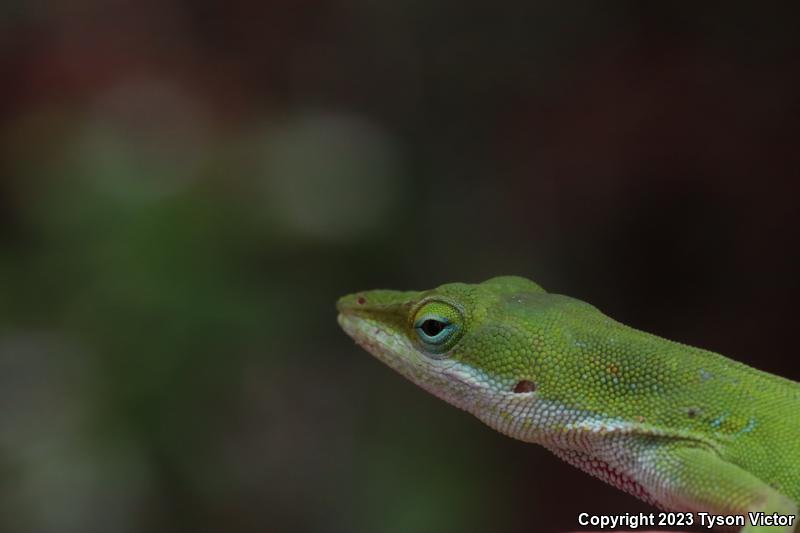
337 276 800 532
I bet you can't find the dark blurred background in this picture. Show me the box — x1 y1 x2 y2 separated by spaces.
1 2 798 532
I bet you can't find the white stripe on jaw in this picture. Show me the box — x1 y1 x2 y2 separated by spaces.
442 361 501 389
341 313 662 448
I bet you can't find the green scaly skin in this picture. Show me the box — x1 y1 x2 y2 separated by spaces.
337 276 800 532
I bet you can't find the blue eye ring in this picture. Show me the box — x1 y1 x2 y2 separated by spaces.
410 298 465 356
414 315 456 345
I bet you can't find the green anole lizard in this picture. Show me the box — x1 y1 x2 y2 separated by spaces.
337 276 800 532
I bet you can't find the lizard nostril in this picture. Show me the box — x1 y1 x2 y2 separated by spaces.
513 380 536 393
357 296 366 305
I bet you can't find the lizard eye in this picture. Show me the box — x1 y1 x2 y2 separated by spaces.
413 300 464 354
416 318 451 343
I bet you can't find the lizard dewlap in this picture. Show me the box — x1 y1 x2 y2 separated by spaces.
337 276 800 533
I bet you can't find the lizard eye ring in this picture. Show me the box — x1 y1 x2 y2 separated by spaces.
412 300 464 355
415 316 454 344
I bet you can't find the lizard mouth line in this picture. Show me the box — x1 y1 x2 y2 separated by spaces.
338 312 460 377
337 313 403 363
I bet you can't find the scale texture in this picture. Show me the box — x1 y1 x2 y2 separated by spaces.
337 276 800 532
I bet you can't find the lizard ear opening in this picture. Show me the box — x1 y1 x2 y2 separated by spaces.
513 380 536 393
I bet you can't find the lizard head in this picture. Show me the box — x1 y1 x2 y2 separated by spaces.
337 276 550 425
